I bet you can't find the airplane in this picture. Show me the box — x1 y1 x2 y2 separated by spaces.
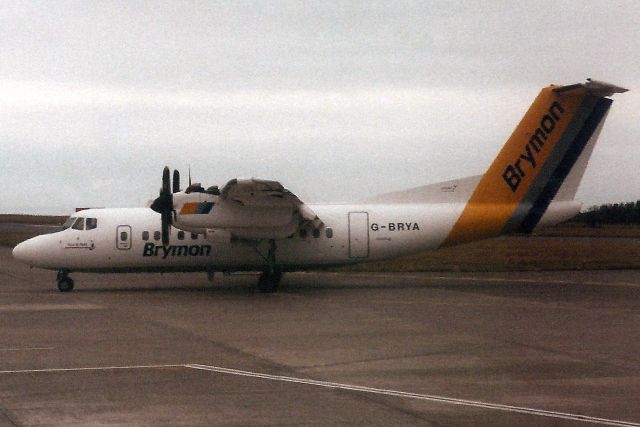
12 79 628 293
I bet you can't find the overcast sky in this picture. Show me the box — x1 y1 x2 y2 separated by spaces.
1 1 639 214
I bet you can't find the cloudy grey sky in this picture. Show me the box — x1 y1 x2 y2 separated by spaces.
1 1 639 214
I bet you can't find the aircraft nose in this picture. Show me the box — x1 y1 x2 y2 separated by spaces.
13 234 63 269
13 240 30 263
12 238 39 265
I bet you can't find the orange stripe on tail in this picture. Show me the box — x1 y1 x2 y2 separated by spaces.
443 81 624 246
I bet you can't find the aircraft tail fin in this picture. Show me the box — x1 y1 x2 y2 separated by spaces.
444 79 627 246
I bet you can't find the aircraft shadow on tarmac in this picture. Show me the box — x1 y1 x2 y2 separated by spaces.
65 274 640 307
64 274 451 295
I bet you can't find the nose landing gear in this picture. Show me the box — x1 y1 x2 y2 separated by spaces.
56 270 74 292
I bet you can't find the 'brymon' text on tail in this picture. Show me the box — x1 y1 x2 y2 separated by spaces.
444 79 627 246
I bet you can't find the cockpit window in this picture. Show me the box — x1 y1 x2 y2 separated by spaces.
72 217 85 230
62 217 77 230
63 217 96 231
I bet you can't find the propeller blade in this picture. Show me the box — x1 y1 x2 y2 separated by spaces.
162 166 170 195
173 169 180 193
150 166 174 246
161 211 171 246
188 166 192 187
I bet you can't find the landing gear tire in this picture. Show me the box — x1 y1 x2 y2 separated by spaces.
56 271 74 292
257 270 282 293
57 277 74 292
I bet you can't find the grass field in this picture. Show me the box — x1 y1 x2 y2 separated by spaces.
0 214 65 248
0 214 67 225
343 223 640 272
340 234 640 272
536 222 640 238
2 214 639 272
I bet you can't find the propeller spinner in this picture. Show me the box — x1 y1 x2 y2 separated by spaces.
150 166 177 246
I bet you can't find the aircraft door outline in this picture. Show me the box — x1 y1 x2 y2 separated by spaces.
348 211 369 258
116 225 132 250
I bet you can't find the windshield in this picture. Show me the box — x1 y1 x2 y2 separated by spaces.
62 217 77 230
72 217 84 230
62 216 98 231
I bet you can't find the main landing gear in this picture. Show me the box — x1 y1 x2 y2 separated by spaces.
56 270 74 292
257 269 282 293
256 239 283 293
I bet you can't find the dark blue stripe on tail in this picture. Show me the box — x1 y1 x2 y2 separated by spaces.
517 97 613 233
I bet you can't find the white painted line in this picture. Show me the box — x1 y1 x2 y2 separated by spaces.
0 364 183 374
186 363 640 427
0 347 53 352
2 362 638 426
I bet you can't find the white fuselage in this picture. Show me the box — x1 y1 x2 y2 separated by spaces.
12 200 579 273
13 204 453 273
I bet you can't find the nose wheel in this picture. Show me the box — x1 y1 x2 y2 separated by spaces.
56 271 74 292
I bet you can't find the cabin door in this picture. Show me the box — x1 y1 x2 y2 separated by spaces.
116 225 132 250
348 212 369 258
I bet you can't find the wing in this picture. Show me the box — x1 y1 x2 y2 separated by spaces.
173 178 323 241
221 178 323 229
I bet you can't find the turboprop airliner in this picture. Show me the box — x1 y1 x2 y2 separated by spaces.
12 79 627 292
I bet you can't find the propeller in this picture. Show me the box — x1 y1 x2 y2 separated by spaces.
173 169 180 193
150 166 174 246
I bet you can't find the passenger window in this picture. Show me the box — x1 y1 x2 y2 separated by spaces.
299 229 307 239
191 233 198 240
72 217 84 230
120 231 128 242
142 231 149 241
86 218 97 230
62 217 76 230
312 229 320 238
153 231 161 241
325 227 333 238
177 231 185 240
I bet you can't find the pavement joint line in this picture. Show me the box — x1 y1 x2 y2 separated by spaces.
185 363 640 427
0 347 54 352
358 273 640 289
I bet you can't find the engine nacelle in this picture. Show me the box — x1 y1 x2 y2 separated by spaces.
173 192 295 229
205 228 231 243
